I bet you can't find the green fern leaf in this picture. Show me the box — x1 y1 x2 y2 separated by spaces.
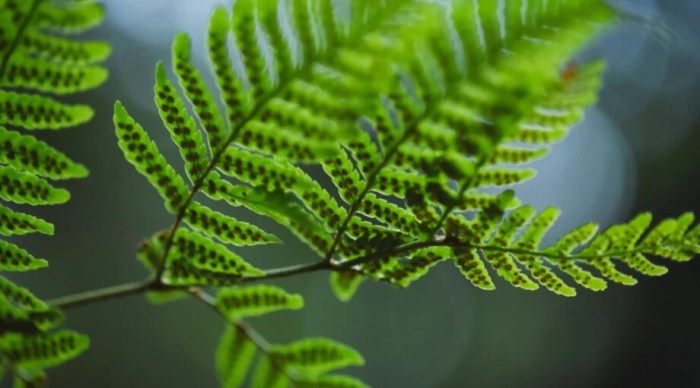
137 230 263 286
0 90 93 130
171 33 226 152
0 166 70 205
0 126 88 179
169 228 263 275
446 209 698 295
232 0 272 101
0 330 88 369
580 234 638 286
154 61 208 181
0 204 53 236
359 194 424 237
218 147 346 232
269 338 364 376
513 207 577 296
547 222 608 291
206 6 250 131
184 201 279 246
473 168 537 188
113 102 190 213
453 248 495 291
216 285 304 321
0 56 107 94
238 121 338 163
385 247 450 288
483 206 539 290
0 240 47 271
216 323 257 388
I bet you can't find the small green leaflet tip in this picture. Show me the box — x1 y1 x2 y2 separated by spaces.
330 271 365 302
155 61 168 84
173 32 191 56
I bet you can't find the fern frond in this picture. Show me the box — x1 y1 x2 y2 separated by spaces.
0 0 107 379
105 0 699 385
310 0 614 301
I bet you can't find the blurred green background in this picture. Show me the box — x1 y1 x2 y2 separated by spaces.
5 0 700 386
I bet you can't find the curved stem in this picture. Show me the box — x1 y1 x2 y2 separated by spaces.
48 280 154 310
48 236 648 310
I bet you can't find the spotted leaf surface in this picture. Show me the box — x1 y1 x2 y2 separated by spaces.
269 338 364 375
217 285 304 321
0 330 88 369
0 241 47 271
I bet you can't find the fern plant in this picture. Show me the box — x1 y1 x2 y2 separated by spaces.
0 0 109 385
0 0 698 386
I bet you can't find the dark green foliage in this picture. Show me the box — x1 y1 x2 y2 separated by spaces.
0 0 107 382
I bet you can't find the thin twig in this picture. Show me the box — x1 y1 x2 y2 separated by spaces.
49 240 647 310
48 280 154 310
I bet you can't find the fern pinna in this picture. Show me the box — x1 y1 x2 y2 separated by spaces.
0 0 696 386
0 0 108 385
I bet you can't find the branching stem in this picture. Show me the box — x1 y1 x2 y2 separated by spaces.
49 240 644 310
